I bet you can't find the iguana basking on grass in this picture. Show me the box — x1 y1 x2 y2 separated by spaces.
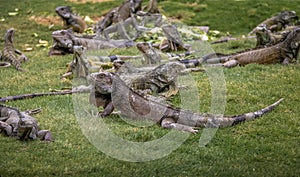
55 6 87 33
254 24 290 47
94 0 143 33
48 29 135 55
114 60 197 98
248 10 298 35
204 27 300 67
88 71 283 132
0 104 52 141
0 28 29 71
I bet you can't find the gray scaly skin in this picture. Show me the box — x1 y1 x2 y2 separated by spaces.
248 10 298 35
115 61 192 98
48 29 135 56
0 104 52 141
94 0 143 34
55 6 87 33
88 71 283 133
1 28 29 71
254 24 290 47
204 27 300 67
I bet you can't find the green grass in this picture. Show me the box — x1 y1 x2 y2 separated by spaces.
0 0 300 176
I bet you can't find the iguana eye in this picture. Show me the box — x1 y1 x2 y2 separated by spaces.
97 73 107 78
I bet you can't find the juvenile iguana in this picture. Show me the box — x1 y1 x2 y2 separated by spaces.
248 10 298 35
55 6 87 33
48 29 135 56
1 28 29 71
204 27 300 67
0 104 52 141
88 71 283 133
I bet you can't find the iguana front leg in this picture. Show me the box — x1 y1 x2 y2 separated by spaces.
100 101 114 117
161 118 198 133
0 121 13 136
14 49 29 62
162 83 178 98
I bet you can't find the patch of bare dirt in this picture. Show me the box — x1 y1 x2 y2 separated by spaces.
67 0 112 3
29 15 62 26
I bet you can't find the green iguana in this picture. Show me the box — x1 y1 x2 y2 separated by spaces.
48 29 135 56
248 10 298 35
88 71 283 133
204 27 300 67
1 28 29 71
0 104 52 141
55 6 87 33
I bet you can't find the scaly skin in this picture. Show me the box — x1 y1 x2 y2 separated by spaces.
0 104 52 141
55 6 87 33
248 10 298 35
1 28 28 71
94 0 143 33
205 27 300 67
88 71 283 133
48 29 135 55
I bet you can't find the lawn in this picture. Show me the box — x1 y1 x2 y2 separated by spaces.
0 0 299 176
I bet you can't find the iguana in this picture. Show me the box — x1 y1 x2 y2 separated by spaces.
204 27 300 67
48 29 135 56
1 28 29 71
114 60 197 98
0 104 52 141
248 10 298 35
136 42 195 65
55 6 87 33
94 0 143 34
88 71 283 133
254 24 290 47
160 24 190 52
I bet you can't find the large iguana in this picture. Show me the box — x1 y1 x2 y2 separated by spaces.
0 104 52 141
204 27 300 67
248 10 298 35
55 6 87 33
94 0 143 33
88 71 283 133
0 28 29 71
48 29 135 56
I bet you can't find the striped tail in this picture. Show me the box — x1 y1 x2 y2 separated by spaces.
230 98 284 126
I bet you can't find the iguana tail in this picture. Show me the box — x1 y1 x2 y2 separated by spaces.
0 90 79 102
220 98 284 127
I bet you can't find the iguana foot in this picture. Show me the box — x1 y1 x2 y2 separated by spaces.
162 89 178 98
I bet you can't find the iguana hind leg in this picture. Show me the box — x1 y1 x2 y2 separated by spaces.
161 118 198 133
223 60 239 68
38 130 53 142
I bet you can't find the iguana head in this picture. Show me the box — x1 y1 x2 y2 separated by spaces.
5 28 15 44
55 6 72 18
51 29 74 49
90 72 114 94
279 11 298 23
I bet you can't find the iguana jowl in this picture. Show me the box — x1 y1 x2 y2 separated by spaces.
204 27 300 67
88 71 283 133
1 28 29 71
